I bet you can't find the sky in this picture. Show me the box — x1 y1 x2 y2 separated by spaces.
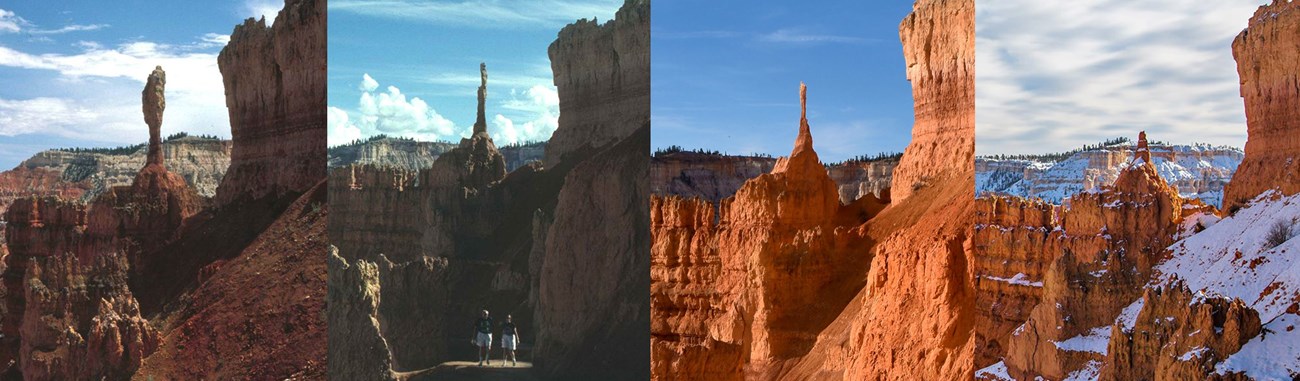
0 0 283 169
327 0 621 147
651 1 916 163
976 0 1268 156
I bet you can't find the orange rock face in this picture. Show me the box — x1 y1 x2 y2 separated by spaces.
650 1 974 379
1223 0 1300 212
650 84 878 380
890 0 974 203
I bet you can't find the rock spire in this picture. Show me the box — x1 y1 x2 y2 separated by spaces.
474 62 488 136
1135 130 1150 164
143 66 166 166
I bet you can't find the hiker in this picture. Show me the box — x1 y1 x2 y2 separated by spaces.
500 314 520 366
473 310 493 366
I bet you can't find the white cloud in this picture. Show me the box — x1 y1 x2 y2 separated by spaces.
359 73 379 92
758 28 868 44
0 9 28 33
491 85 560 144
0 8 107 35
976 0 1266 155
0 35 231 144
335 74 465 142
27 23 108 35
330 0 619 29
328 106 363 146
244 0 282 25
0 97 97 136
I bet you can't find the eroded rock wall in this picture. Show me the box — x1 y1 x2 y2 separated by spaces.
543 0 649 168
1223 0 1300 211
215 0 326 206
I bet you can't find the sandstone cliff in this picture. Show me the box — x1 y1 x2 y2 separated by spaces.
1223 0 1300 212
0 137 231 219
328 137 545 173
214 0 326 207
543 0 649 168
650 152 896 205
649 1 974 379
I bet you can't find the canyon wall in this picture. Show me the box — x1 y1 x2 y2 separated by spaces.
214 0 327 206
650 152 896 205
1223 0 1300 212
0 137 230 219
890 0 974 203
977 144 1242 207
543 0 649 168
328 138 544 172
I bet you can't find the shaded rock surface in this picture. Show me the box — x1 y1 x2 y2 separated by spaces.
214 0 326 207
328 137 544 173
328 2 650 380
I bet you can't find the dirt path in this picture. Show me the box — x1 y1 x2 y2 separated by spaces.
397 361 539 381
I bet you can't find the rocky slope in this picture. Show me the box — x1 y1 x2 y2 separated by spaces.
328 136 544 172
650 0 974 378
214 0 326 207
650 152 897 205
327 1 650 379
977 143 1242 208
1223 0 1300 212
0 137 230 218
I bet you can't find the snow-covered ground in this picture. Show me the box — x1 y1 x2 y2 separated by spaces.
1150 191 1300 378
977 143 1242 207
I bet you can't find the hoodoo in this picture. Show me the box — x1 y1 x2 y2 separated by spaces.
474 62 488 136
143 66 166 166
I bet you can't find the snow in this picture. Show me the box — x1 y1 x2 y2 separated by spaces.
1063 359 1103 381
1052 326 1112 354
984 273 1045 287
977 144 1242 207
1179 347 1209 362
1215 314 1300 379
976 361 1014 381
1104 192 1300 378
1117 299 1145 331
1157 191 1300 319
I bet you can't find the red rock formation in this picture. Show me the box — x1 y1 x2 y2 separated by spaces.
1223 0 1300 212
1102 281 1262 380
973 196 1056 368
543 0 649 168
975 135 1216 379
214 0 326 206
651 1 974 379
890 0 974 203
650 152 896 205
649 85 881 380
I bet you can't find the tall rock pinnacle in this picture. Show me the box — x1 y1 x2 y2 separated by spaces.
473 62 488 136
1135 130 1150 164
142 65 166 166
773 82 821 174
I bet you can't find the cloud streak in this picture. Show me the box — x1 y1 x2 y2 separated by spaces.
976 0 1266 155
330 0 619 29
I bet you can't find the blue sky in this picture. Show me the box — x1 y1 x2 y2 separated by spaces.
327 0 621 147
0 0 284 169
651 1 916 163
976 0 1268 155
